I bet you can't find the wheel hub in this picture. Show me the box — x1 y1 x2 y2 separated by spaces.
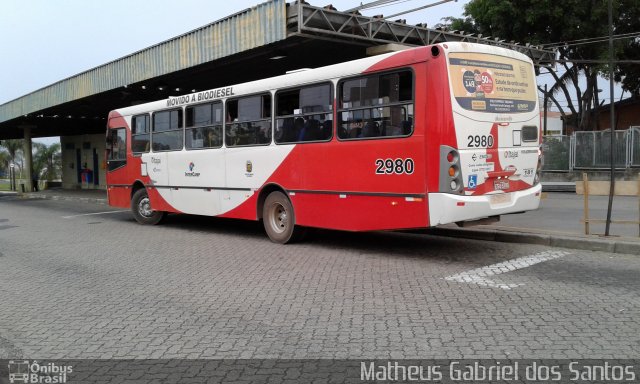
270 203 288 233
139 197 153 217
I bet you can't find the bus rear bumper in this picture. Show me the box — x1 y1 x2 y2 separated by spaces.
428 184 542 226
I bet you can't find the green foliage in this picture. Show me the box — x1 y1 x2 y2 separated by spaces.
0 139 23 176
445 0 640 130
0 150 9 177
32 142 62 181
0 140 61 180
436 16 475 32
542 137 570 170
613 2 640 96
1 139 23 162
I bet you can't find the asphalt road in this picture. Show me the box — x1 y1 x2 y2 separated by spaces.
0 196 639 360
499 192 640 238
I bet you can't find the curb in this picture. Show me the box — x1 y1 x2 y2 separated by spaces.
428 227 640 255
19 193 108 206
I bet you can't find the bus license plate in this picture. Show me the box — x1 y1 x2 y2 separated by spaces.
490 193 511 205
494 180 510 191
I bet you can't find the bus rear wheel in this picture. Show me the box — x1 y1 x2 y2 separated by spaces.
263 191 305 244
131 188 165 225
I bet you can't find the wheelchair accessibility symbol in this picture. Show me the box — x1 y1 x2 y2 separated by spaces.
468 175 478 189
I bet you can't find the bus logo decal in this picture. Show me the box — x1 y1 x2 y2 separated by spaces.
504 151 519 159
185 162 200 177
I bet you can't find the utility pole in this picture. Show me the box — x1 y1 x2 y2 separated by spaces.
543 84 548 136
605 0 615 236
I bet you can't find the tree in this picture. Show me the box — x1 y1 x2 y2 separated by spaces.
32 142 62 182
0 139 23 176
444 0 640 131
613 3 640 97
0 150 9 178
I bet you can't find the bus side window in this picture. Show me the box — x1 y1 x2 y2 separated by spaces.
107 128 126 171
152 109 183 151
225 95 271 147
275 83 333 144
338 70 414 140
131 114 150 154
186 102 223 150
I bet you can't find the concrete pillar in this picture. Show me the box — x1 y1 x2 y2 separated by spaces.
21 125 33 192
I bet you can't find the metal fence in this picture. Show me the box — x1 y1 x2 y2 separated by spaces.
631 127 640 167
573 130 628 169
543 128 640 171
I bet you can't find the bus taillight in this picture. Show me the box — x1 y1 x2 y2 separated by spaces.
440 146 463 194
534 149 543 185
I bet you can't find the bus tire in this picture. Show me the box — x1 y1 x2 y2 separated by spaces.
131 188 165 225
263 191 305 244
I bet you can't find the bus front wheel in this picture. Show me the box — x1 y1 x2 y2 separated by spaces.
263 191 305 244
131 188 166 225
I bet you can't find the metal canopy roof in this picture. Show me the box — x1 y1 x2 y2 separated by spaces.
0 0 287 127
289 2 555 66
0 0 555 139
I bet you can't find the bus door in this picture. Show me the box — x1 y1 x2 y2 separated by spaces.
168 149 225 216
165 103 225 216
105 124 130 207
221 94 273 215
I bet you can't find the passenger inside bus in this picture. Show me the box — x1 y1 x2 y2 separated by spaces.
362 120 380 137
321 120 332 140
298 117 320 141
204 128 221 147
279 117 295 142
293 118 305 140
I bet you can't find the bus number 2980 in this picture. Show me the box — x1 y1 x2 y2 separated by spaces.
375 158 415 175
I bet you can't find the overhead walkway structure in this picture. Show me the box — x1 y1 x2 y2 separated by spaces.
0 0 555 190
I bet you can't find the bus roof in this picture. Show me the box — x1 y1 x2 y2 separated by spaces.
109 42 532 118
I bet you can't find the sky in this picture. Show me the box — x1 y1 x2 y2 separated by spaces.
0 0 467 105
0 0 469 144
0 0 625 144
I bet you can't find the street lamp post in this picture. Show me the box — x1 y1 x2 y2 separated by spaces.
9 162 16 191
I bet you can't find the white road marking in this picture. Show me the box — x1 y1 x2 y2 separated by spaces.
444 250 571 290
62 210 129 219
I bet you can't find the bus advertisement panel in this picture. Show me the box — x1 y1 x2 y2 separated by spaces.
448 52 538 114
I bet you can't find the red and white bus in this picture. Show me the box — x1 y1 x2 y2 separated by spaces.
106 42 542 243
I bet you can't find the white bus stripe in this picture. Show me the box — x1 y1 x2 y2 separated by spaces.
443 250 571 290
